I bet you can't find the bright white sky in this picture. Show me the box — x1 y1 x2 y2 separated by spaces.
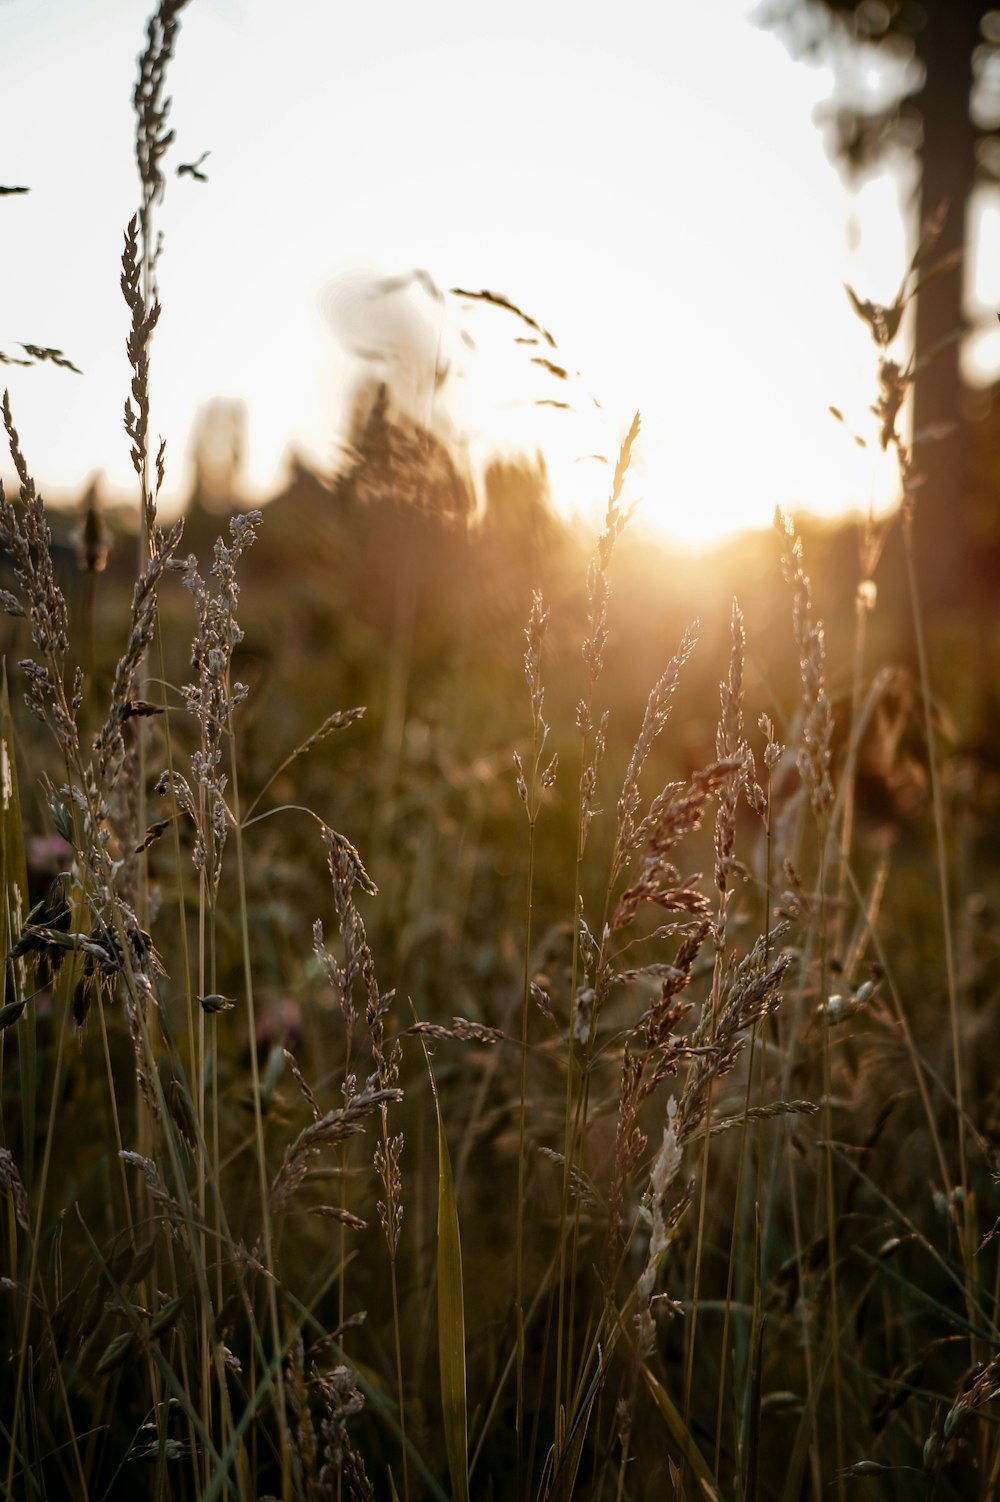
1 0 995 545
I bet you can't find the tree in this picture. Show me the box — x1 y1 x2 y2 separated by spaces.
188 398 246 511
758 0 1000 602
343 380 474 523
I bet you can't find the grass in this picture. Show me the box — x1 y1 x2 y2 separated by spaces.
1 3 999 1498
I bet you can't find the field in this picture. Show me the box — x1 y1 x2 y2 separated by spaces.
1 4 999 1499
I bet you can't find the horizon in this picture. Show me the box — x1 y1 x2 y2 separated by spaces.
3 1 1000 544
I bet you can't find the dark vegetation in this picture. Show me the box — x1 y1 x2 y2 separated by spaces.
1 3 999 1499
759 0 1000 603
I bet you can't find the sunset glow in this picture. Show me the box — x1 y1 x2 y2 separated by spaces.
0 0 986 545
2 8 995 1495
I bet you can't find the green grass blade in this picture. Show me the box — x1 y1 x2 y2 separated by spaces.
744 1309 764 1502
421 1042 470 1502
642 1366 720 1497
545 1347 604 1502
777 1264 883 1502
0 1416 43 1499
1 663 32 1184
74 1207 225 1479
778 1344 829 1502
0 663 28 938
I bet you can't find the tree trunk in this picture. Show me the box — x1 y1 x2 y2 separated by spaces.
909 0 983 605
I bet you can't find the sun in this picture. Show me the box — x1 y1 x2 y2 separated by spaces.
451 342 902 552
323 251 905 552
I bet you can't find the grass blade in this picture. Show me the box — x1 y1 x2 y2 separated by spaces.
642 1366 720 1498
546 1347 604 1501
1 663 32 1184
420 1040 470 1502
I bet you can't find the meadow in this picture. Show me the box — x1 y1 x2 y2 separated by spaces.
1 4 999 1499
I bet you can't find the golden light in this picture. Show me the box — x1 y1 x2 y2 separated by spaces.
0 0 948 551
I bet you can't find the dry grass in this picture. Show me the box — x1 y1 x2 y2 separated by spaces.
0 5 998 1500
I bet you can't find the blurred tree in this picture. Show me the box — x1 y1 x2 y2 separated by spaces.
483 455 560 545
758 0 1000 601
344 380 474 524
188 397 246 512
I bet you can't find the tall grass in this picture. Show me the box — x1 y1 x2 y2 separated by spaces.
1 5 998 1499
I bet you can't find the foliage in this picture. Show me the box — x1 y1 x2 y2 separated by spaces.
0 5 999 1500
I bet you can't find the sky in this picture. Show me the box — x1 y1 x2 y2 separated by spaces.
1 0 996 545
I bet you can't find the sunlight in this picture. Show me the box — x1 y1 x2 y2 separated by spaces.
319 41 913 549
326 169 920 551
0 0 943 549
347 239 907 551
1 10 995 1496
